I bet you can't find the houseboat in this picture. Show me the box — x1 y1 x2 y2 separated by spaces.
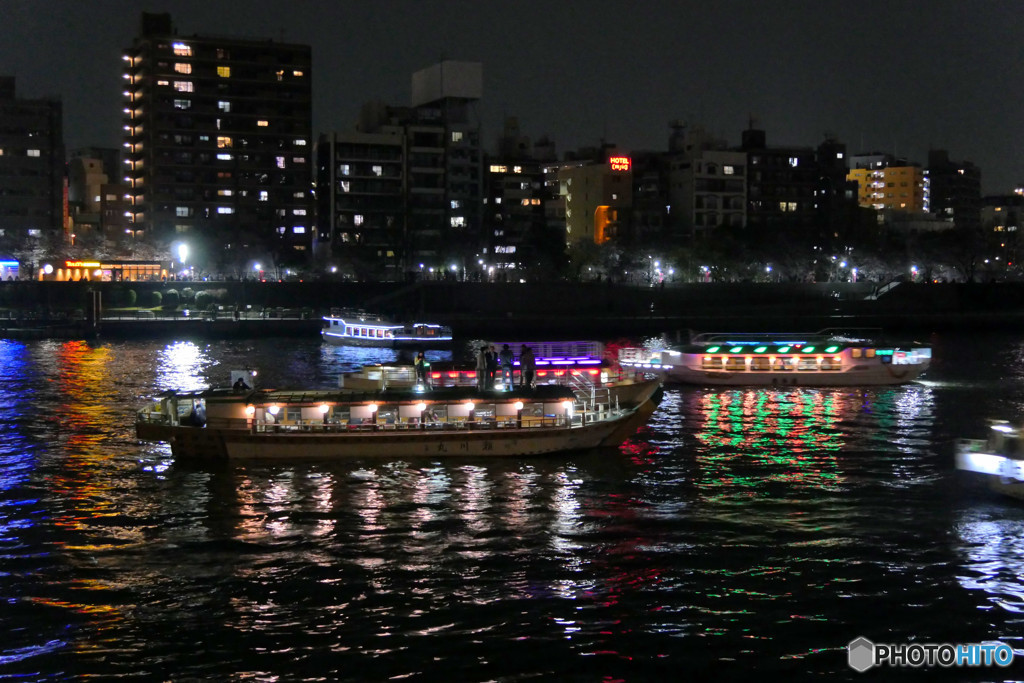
956 421 1024 500
321 309 453 348
617 329 931 386
135 376 656 461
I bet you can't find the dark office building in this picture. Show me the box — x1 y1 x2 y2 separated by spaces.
0 76 66 250
123 12 313 272
927 149 982 231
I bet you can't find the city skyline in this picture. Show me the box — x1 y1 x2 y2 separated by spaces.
2 0 1021 194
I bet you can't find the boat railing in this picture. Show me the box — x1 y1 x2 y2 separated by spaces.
249 414 583 433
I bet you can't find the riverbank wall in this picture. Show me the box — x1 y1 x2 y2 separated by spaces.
1 280 1023 340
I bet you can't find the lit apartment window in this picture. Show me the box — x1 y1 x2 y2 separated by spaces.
340 181 350 192
294 209 307 215
259 191 268 202
276 156 286 169
490 165 507 173
276 70 284 82
174 63 192 74
173 43 192 56
217 207 233 214
294 138 307 146
216 153 232 161
257 120 269 127
218 189 233 197
293 70 304 77
27 149 40 157
723 165 735 175
293 157 306 164
293 226 306 233
157 79 169 86
173 99 191 109
217 136 232 148
451 200 462 209
293 191 304 198
176 206 190 217
372 165 383 176
788 157 799 167
452 131 463 143
354 215 364 226
339 164 350 176
174 81 193 92
218 101 230 112
451 216 466 228
217 66 231 78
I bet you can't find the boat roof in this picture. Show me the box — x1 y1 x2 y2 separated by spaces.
685 328 928 348
153 384 579 405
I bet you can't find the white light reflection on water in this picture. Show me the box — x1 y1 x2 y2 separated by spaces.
956 511 1024 614
154 341 211 393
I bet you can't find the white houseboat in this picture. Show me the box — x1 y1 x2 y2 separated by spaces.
321 309 453 348
617 329 931 386
956 421 1024 500
135 379 655 461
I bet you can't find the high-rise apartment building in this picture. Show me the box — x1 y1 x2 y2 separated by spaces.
316 61 482 279
123 12 312 272
668 123 746 239
0 76 66 257
846 154 926 214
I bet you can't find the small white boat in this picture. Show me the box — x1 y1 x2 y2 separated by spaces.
321 309 453 348
135 378 655 461
956 421 1024 500
618 329 931 386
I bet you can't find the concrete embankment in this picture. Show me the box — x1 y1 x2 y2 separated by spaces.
3 280 1024 341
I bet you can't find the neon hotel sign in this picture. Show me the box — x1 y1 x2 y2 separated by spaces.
608 156 631 171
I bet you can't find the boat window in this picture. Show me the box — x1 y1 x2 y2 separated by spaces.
865 349 875 358
725 357 746 371
701 356 723 370
772 357 794 371
797 356 818 371
851 348 862 358
750 357 771 371
821 356 842 371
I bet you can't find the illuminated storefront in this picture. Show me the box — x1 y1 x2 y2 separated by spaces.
38 260 169 282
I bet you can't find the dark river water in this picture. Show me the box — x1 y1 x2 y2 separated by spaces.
2 331 1024 682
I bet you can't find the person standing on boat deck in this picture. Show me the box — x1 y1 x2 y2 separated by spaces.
415 351 430 387
498 343 515 389
475 345 489 390
486 345 498 389
520 345 536 389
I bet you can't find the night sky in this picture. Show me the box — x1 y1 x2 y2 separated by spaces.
2 0 1021 194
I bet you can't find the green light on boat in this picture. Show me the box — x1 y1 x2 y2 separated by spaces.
824 345 839 353
706 345 720 353
729 346 743 353
777 345 790 353
754 346 767 353
803 346 816 353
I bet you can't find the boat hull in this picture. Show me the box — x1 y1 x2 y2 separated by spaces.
956 438 1024 500
142 401 654 461
664 364 928 386
321 330 451 349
